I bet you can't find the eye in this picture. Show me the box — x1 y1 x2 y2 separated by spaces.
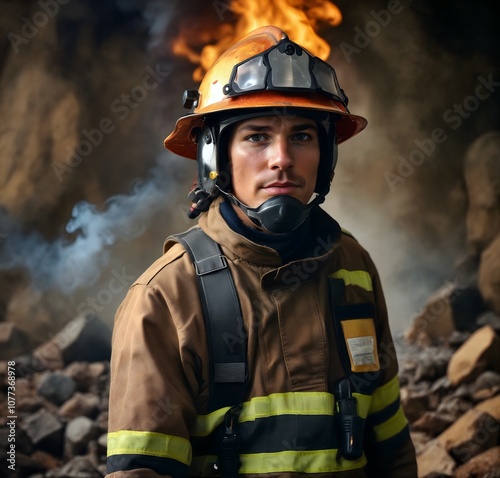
246 133 267 142
292 132 315 142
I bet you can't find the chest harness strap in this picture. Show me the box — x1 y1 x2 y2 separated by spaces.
175 227 246 477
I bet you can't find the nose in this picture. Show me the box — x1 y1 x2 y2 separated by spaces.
268 135 293 171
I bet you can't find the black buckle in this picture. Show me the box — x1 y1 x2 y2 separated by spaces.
215 404 242 477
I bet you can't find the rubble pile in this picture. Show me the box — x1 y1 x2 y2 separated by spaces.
402 131 500 477
0 315 112 478
399 319 500 477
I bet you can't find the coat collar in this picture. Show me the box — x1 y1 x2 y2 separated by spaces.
197 196 342 272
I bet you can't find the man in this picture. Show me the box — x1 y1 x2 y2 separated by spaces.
106 25 417 477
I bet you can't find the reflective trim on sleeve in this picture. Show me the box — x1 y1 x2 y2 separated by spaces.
329 269 373 292
107 430 192 465
372 405 409 442
191 391 334 437
369 375 400 414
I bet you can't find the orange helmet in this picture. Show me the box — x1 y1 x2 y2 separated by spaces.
164 25 367 159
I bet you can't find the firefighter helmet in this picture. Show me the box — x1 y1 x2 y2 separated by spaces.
164 25 367 231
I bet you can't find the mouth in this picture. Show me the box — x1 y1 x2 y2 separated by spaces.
263 181 301 195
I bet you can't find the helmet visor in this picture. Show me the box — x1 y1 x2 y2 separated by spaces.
225 39 347 106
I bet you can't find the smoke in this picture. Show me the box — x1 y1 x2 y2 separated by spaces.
0 155 187 294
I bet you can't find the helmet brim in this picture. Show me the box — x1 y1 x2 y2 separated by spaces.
164 91 367 159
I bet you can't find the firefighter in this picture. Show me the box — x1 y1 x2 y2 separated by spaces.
106 25 418 477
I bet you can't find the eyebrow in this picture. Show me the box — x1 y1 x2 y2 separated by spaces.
237 122 318 133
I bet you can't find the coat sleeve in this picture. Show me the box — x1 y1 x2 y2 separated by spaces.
364 258 418 478
106 279 202 478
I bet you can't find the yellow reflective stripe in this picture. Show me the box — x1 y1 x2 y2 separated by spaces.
373 405 408 442
370 375 400 414
329 269 373 291
240 450 366 474
352 393 371 419
191 392 334 437
241 391 334 422
190 407 229 437
107 430 191 465
191 450 366 475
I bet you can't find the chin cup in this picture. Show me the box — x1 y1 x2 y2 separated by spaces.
236 195 312 234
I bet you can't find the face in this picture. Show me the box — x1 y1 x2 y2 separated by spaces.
228 115 320 223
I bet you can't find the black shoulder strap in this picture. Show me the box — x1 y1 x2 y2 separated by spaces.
175 228 247 412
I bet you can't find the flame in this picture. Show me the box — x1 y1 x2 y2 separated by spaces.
172 0 342 82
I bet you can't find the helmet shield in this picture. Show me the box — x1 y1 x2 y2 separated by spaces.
225 38 347 105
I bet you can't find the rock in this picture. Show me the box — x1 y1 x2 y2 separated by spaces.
30 450 62 472
15 452 47 475
405 284 484 346
405 283 456 345
454 446 500 478
17 376 44 413
476 395 500 420
37 371 76 405
0 426 34 455
46 455 103 478
447 330 471 349
449 286 486 332
44 315 112 366
12 353 49 377
410 431 432 455
429 376 453 397
416 439 456 478
436 396 474 420
437 408 499 463
59 392 101 419
479 235 500 315
0 322 30 359
414 348 452 382
65 416 99 457
64 362 96 392
447 325 500 386
463 131 500 255
477 311 500 334
471 371 500 402
412 411 455 436
95 411 109 434
21 410 64 455
34 339 65 371
401 384 432 422
96 433 107 455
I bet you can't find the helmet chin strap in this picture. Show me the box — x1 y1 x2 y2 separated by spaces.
220 190 326 234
